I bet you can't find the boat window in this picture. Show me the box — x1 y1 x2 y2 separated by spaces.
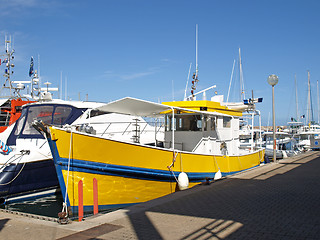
209 117 216 130
197 116 203 130
167 114 203 131
23 106 54 135
88 109 108 118
165 115 171 131
300 135 309 140
14 109 27 135
53 106 73 126
223 117 231 128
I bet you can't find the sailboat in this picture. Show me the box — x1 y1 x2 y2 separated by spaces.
294 71 320 150
226 48 263 151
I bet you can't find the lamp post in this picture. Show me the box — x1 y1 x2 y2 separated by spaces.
267 74 279 162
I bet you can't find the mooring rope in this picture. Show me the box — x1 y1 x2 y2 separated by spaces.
62 130 73 216
167 150 180 183
0 154 26 186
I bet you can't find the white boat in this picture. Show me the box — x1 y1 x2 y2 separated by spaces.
263 131 297 159
0 91 160 204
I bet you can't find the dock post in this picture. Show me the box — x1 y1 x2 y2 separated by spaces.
78 180 83 221
93 178 98 215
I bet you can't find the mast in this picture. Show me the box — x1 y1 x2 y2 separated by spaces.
1 36 15 96
307 70 312 125
184 63 192 100
191 24 199 99
226 59 236 103
295 74 299 121
239 47 245 101
317 80 319 123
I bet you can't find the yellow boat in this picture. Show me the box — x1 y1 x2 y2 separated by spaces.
45 97 265 216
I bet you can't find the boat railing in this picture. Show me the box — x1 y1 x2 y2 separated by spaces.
0 108 11 127
73 121 164 137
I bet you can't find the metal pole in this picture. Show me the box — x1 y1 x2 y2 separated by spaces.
272 85 277 162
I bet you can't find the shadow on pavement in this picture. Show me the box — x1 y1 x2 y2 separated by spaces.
122 153 320 239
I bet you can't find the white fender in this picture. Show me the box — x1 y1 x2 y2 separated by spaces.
178 172 189 190
214 169 222 180
282 150 288 158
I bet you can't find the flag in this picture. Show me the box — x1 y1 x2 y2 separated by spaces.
2 58 8 64
29 56 34 77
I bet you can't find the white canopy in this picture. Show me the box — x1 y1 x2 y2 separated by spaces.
96 97 172 117
96 97 231 117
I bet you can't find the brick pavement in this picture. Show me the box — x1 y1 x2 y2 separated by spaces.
0 151 319 239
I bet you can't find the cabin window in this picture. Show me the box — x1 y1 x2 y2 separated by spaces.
14 110 27 135
53 106 73 126
165 115 171 131
223 117 231 128
165 114 204 131
88 109 107 118
23 106 54 135
210 117 216 130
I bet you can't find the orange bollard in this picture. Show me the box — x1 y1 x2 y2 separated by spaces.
78 180 83 221
93 178 98 215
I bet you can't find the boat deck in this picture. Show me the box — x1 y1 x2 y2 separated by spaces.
0 151 319 239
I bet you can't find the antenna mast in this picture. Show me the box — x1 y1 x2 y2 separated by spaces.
191 24 199 99
1 36 16 96
184 63 192 100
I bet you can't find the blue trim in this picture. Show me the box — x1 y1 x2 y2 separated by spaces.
57 158 217 182
47 140 70 207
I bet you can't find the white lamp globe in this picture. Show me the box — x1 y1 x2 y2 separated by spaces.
267 74 279 86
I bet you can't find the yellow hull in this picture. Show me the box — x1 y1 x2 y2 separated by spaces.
49 127 264 214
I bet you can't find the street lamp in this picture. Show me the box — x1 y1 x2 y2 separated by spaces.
267 74 279 162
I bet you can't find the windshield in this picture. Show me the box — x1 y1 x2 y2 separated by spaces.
7 104 86 145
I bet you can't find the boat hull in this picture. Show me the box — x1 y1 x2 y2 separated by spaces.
48 127 265 215
0 159 59 204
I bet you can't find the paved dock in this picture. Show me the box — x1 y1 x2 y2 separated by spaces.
1 151 319 240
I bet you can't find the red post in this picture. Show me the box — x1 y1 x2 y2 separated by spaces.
93 178 98 215
78 180 83 221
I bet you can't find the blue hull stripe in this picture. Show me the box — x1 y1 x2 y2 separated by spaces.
56 158 222 181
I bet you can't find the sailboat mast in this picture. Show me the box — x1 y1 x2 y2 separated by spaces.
295 74 299 120
307 71 311 125
226 59 236 102
239 48 245 101
317 80 319 123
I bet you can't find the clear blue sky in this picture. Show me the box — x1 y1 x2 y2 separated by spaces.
1 0 320 126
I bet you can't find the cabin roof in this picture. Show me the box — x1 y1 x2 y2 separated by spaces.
96 97 232 117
